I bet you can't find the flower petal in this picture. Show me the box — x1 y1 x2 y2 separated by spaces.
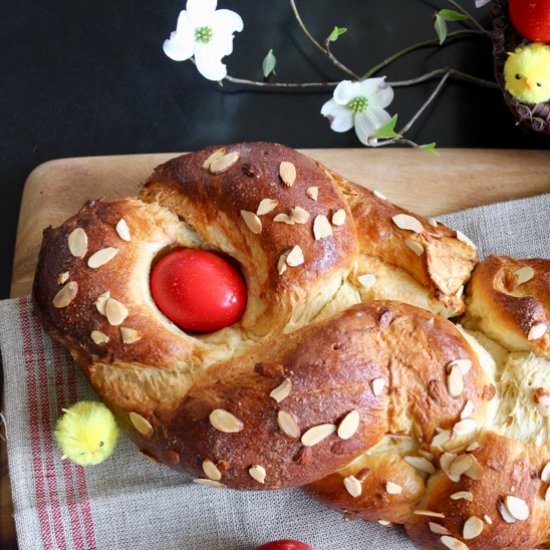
333 80 365 105
186 0 217 26
194 43 227 80
354 107 391 145
321 100 354 133
175 10 193 34
212 9 244 34
163 31 195 61
359 78 394 109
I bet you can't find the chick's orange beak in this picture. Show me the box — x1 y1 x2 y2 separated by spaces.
525 79 533 91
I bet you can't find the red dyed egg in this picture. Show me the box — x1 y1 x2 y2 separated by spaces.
509 0 550 42
254 541 315 550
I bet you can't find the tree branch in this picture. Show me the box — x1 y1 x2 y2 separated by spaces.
446 0 488 33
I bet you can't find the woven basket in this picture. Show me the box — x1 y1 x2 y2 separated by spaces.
492 0 550 136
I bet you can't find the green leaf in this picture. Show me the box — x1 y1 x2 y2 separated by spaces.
372 115 400 139
420 142 439 155
328 26 347 42
262 49 276 78
434 14 448 45
438 9 469 22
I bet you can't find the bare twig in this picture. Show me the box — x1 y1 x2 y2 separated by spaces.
446 0 488 33
325 39 360 80
222 74 336 88
388 67 498 89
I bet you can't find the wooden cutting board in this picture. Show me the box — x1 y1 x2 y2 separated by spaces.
9 148 550 298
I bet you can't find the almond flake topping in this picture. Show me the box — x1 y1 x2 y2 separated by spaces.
514 266 535 285
105 298 128 326
528 323 548 341
450 491 473 501
290 206 310 224
429 522 449 535
202 148 226 169
116 218 131 241
447 365 464 397
503 495 529 521
95 291 111 315
87 247 119 269
404 455 436 474
249 465 267 484
279 161 296 187
91 330 109 345
447 359 472 375
466 441 480 452
277 410 300 439
269 378 292 403
373 190 387 200
431 429 451 448
301 423 336 447
240 210 262 234
449 454 473 477
483 515 493 525
357 273 376 289
414 510 445 518
256 198 278 216
463 516 483 540
428 217 440 227
440 452 460 482
460 400 475 420
386 481 403 495
371 378 386 397
306 186 319 200
541 462 550 483
285 245 304 267
498 501 517 523
209 409 244 433
440 536 469 550
313 215 333 240
331 209 346 226
202 459 222 481
464 455 483 481
277 254 288 275
392 214 424 233
68 227 88 258
53 281 78 308
343 475 362 498
405 238 424 256
273 213 295 225
337 410 360 440
120 327 141 344
193 479 225 489
453 418 477 437
378 520 391 526
456 230 477 250
545 486 550 503
210 151 240 174
129 412 153 437
58 271 70 284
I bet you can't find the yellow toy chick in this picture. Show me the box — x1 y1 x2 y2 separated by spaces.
54 401 119 466
504 42 550 104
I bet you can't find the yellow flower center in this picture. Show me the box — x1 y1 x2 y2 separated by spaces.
347 96 368 113
195 26 214 44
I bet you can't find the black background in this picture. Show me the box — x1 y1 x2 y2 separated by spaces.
1 0 547 299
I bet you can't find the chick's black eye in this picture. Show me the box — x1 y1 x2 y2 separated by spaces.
515 73 521 80
537 82 542 87
99 441 104 447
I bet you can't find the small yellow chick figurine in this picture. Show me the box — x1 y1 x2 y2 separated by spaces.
504 42 550 104
54 401 119 466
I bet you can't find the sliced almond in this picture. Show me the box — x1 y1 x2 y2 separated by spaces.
202 459 222 481
277 410 300 439
449 454 473 477
453 418 477 437
357 273 376 289
279 161 296 187
269 378 292 403
277 254 288 275
440 452 460 482
120 327 141 344
301 423 336 447
52 281 78 308
87 247 119 269
440 536 469 550
94 291 110 315
514 266 535 285
193 478 225 489
405 238 424 256
541 462 550 483
331 209 346 226
447 365 464 397
378 520 391 526
498 501 517 523
273 213 295 225
392 214 424 233
313 215 333 240
460 400 475 420
429 522 449 535
202 148 226 170
450 491 473 501
249 465 266 484
431 429 451 448
105 298 128 326
91 330 109 345
466 441 481 452
414 510 445 518
240 210 262 234
210 151 239 174
528 323 548 341
456 230 477 250
306 186 319 201
545 485 550 503
504 495 529 521
57 271 70 284
428 217 440 227
463 516 483 540
129 412 153 437
290 206 310 224
68 227 88 258
404 455 436 474
456 285 465 299
373 190 387 200
337 410 360 440
483 515 493 525
285 245 304 267
209 409 243 433
447 359 472 376
371 378 386 397
116 218 131 241
464 455 483 481
386 481 403 495
343 475 362 498
256 198 278 216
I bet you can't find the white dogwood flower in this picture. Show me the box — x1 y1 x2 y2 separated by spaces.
321 78 395 145
163 0 243 81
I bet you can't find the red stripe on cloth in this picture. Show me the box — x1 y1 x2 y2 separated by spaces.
27 298 68 550
19 296 54 550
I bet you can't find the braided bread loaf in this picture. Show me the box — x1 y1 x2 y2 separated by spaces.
33 143 550 549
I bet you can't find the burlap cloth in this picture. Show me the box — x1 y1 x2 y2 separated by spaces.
1 193 549 550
